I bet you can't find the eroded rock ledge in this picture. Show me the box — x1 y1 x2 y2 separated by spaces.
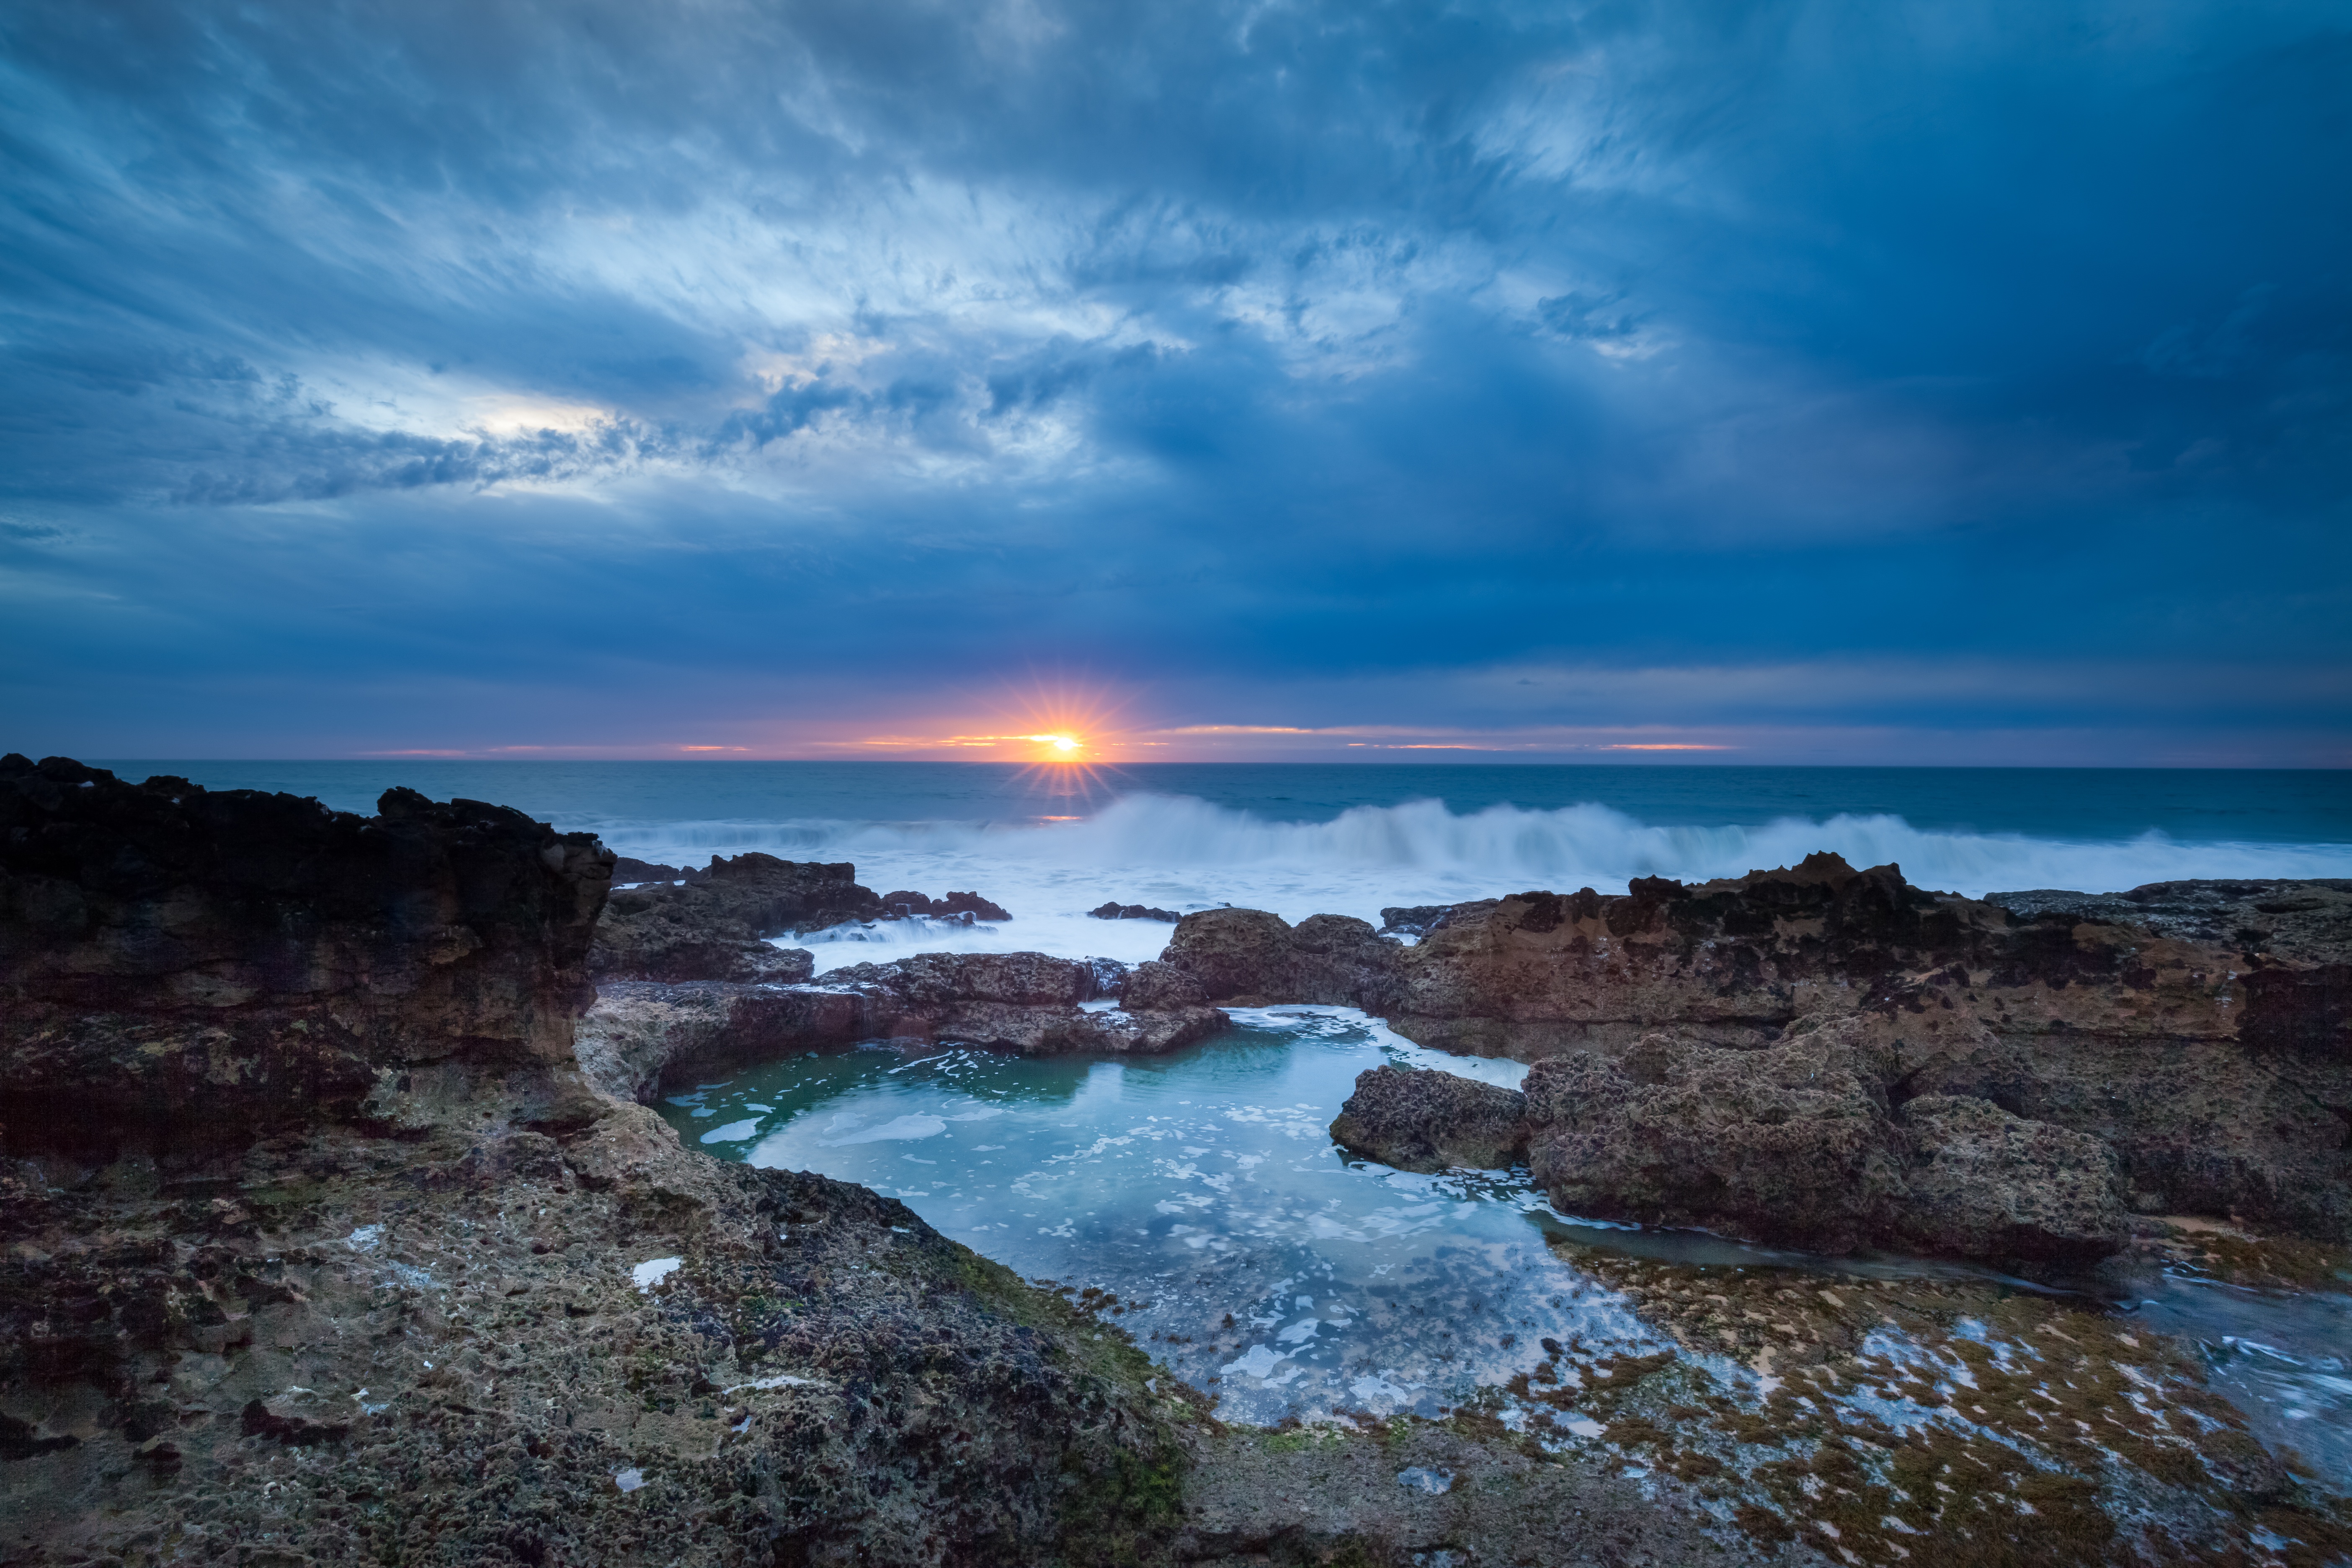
1157 853 2349 1250
577 954 1228 1104
591 854 1015 983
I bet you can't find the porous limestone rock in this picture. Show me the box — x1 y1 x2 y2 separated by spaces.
1894 1093 2130 1260
1327 1064 1527 1172
1523 1028 1908 1254
1159 908 1400 1008
1192 854 2352 1240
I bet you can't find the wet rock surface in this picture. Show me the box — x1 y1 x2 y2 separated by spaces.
879 889 1012 922
612 855 707 886
1168 1421 1757 1567
590 852 877 981
1091 900 1182 922
575 954 1232 1106
594 856 1019 981
1498 1235 2352 1567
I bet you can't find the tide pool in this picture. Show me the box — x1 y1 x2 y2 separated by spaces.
658 1007 1668 1426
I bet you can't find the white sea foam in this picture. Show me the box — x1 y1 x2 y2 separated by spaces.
588 793 2352 973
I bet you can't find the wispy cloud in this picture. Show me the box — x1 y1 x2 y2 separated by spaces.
0 0 2344 761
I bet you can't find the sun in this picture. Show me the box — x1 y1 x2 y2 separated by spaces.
1025 732 1084 758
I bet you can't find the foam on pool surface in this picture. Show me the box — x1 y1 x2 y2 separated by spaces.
660 1006 1665 1424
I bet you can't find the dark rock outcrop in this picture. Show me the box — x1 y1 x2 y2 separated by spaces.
0 758 1193 1566
595 860 1018 982
1 752 612 1137
1091 900 1182 922
589 852 876 981
879 889 1013 921
1186 854 2352 1241
1159 908 1400 1008
1328 1065 1527 1173
613 854 707 885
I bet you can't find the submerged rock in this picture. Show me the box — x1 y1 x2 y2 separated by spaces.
1328 1064 1527 1173
1091 900 1182 922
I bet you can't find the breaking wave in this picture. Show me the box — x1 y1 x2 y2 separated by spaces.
589 792 2352 905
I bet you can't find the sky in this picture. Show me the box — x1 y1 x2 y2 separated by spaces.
1 0 2347 766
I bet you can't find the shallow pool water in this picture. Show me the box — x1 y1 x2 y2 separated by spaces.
659 1007 1669 1424
660 1007 2352 1491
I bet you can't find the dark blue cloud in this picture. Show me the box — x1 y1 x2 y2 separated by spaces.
0 0 2345 761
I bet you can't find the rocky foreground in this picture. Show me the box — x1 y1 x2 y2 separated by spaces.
7 756 2351 1565
0 758 1755 1567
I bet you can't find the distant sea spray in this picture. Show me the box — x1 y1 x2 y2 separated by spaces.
587 792 2352 907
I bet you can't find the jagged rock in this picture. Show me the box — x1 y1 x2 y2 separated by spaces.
1378 902 1493 938
612 854 704 885
0 752 612 1132
878 890 1013 921
1328 1065 1527 1172
0 757 1192 1566
578 954 1230 1099
589 852 879 980
1091 900 1182 922
936 890 1011 921
1122 959 1209 1011
1985 879 2352 965
1524 1028 1907 1254
1176 854 2352 1240
1894 1094 2130 1260
1160 908 1400 1008
818 951 1227 1057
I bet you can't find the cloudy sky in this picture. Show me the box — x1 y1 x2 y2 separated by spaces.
3 0 2345 763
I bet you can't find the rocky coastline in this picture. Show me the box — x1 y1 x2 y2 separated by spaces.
7 754 2350 1565
1157 855 2352 1254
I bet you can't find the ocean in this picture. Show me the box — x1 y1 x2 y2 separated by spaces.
91 761 2352 972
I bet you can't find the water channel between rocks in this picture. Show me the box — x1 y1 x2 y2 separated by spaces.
657 1007 2352 1492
